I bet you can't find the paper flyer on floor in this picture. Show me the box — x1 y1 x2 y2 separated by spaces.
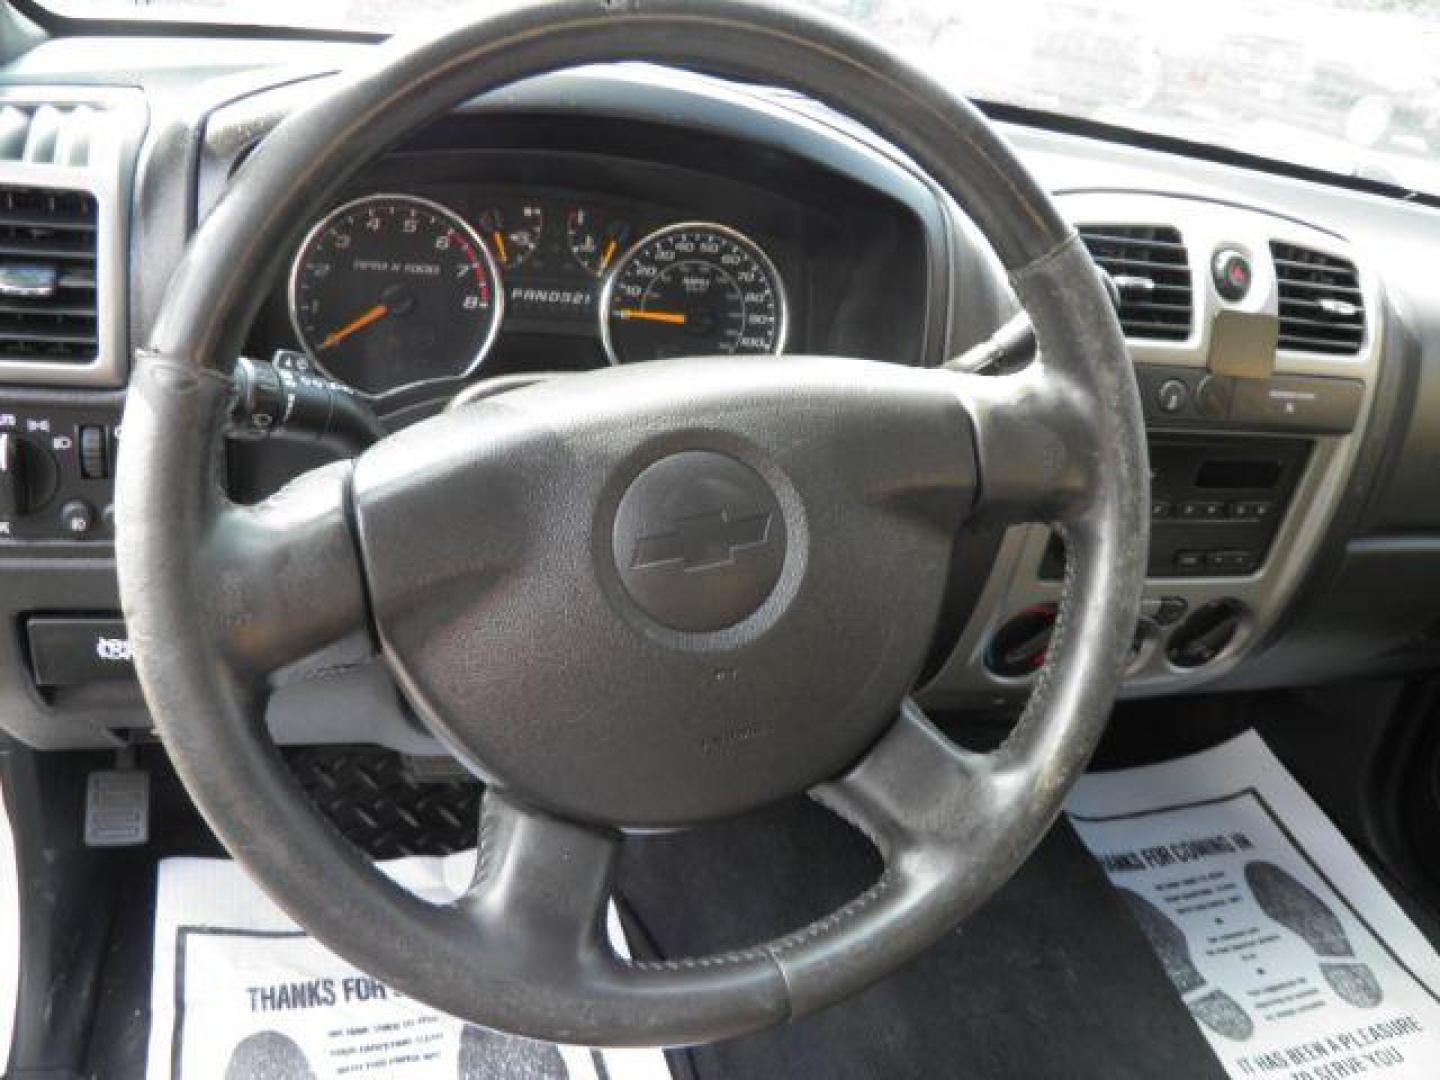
146 851 670 1080
1067 730 1440 1080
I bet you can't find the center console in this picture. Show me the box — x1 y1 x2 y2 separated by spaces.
922 191 1383 703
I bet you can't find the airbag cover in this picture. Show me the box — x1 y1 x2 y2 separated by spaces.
350 356 974 827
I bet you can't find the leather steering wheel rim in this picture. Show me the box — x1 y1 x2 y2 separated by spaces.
116 0 1148 1048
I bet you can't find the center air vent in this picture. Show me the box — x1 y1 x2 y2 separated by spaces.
1078 224 1192 341
0 185 98 363
1270 242 1365 355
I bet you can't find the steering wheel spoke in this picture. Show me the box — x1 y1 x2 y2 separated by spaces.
813 699 1006 862
454 792 620 977
204 461 372 679
943 362 1100 528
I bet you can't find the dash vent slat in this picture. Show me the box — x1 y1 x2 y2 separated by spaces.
1270 242 1365 355
0 185 98 364
0 103 103 168
1078 224 1192 341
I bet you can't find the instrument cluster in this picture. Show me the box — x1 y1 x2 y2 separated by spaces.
285 190 790 396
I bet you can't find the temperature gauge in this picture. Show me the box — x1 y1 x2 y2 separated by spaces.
477 203 544 269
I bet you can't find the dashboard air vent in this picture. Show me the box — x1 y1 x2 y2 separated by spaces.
1078 224 1192 341
0 185 98 363
0 103 104 168
1269 241 1365 355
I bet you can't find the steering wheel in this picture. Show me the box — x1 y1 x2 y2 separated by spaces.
116 0 1147 1049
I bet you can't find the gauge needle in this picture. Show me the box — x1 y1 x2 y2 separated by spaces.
491 231 509 264
617 308 687 325
599 238 619 272
319 303 389 351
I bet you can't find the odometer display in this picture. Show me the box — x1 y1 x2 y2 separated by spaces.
599 223 787 365
289 194 502 395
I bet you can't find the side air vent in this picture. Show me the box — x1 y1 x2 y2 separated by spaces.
1270 241 1365 355
1078 225 1192 341
0 185 98 363
0 103 105 168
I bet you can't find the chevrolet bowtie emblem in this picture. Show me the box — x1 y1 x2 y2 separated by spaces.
631 508 773 571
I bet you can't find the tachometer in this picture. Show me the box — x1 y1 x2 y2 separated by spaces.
289 194 503 396
598 222 787 365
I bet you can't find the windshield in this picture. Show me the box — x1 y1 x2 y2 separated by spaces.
46 0 1440 197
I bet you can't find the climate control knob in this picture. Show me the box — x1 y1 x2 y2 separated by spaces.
986 605 1059 679
1167 599 1246 669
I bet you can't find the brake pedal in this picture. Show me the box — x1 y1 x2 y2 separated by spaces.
85 759 150 847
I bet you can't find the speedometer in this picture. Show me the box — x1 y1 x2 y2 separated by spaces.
289 193 503 396
598 223 787 365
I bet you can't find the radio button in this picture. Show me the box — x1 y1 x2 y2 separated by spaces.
1179 499 1226 520
1194 375 1234 420
1206 549 1257 573
1155 379 1189 415
1174 550 1205 571
1228 500 1275 521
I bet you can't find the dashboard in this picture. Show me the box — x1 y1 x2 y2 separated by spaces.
0 39 1436 754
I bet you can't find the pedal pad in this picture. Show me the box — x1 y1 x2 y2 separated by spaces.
85 769 150 847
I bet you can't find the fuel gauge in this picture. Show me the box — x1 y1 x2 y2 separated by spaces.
477 203 544 269
567 208 632 278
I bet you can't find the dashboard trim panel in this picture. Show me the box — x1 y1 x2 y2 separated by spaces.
921 190 1385 703
0 85 146 390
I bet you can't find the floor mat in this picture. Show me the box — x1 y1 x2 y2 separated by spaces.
145 852 669 1080
1068 730 1440 1080
0 774 16 1077
617 797 1228 1080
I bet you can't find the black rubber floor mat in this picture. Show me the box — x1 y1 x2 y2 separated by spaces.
619 803 1229 1080
284 747 481 859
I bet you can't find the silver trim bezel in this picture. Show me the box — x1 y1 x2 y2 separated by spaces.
0 87 146 390
596 220 789 366
921 190 1384 704
286 192 506 399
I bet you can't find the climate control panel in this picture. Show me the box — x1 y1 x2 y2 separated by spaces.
0 394 122 545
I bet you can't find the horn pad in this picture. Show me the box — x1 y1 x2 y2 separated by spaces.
613 451 786 633
350 357 975 828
